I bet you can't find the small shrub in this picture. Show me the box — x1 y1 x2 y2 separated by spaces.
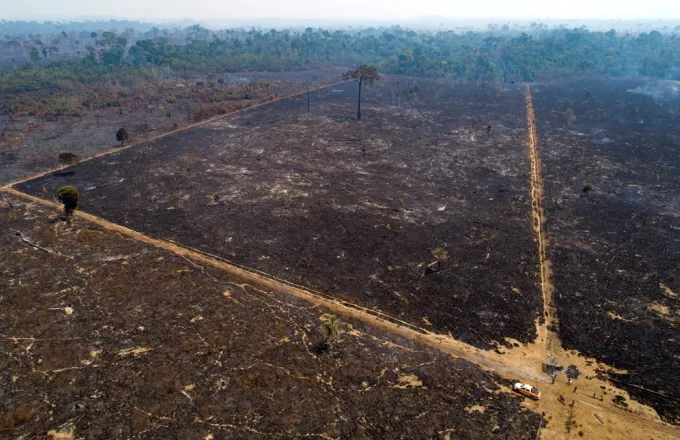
58 152 80 165
56 186 79 215
317 314 341 354
180 153 200 178
432 247 449 270
583 183 593 194
116 128 130 146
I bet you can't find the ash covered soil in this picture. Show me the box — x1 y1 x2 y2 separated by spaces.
16 77 542 348
531 79 680 424
0 195 543 439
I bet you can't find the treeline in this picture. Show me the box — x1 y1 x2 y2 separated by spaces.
0 19 155 36
1 25 679 102
125 26 680 81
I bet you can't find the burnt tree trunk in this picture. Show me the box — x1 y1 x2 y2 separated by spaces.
357 77 363 121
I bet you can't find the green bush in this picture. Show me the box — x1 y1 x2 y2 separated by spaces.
56 186 79 215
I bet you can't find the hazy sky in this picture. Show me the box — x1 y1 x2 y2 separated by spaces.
4 0 680 21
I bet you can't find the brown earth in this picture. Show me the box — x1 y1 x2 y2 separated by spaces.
14 77 543 349
0 194 544 439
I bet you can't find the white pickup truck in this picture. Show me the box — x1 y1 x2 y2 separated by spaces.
513 382 541 400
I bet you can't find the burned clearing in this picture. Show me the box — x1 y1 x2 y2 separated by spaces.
0 195 543 439
532 79 680 423
16 78 542 348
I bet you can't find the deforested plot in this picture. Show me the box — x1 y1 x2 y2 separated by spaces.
0 195 543 439
532 79 680 423
16 78 542 348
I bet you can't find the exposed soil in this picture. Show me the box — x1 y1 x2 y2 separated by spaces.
0 194 544 439
531 78 680 424
15 77 542 349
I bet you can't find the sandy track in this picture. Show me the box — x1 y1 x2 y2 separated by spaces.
525 85 558 355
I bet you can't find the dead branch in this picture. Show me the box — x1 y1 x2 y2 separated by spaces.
1 193 13 208
470 328 491 346
607 377 680 402
466 220 509 233
180 254 218 282
15 232 56 254
15 232 73 259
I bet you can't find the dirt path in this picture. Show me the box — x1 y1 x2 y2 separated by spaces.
525 85 558 356
3 85 680 440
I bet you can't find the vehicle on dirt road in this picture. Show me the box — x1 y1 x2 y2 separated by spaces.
513 382 541 400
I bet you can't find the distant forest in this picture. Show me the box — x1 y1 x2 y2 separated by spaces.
1 20 679 116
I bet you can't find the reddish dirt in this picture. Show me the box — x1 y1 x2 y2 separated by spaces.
15 77 543 349
0 194 544 439
531 78 680 424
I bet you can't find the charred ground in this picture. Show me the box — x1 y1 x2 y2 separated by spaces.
532 78 680 423
0 195 544 439
16 77 542 349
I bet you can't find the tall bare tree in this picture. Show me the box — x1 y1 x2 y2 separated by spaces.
343 65 380 121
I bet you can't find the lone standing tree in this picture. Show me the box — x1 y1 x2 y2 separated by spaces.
56 186 79 216
116 128 129 147
343 65 380 121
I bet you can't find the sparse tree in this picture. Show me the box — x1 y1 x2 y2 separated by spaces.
432 247 449 270
317 314 341 353
56 186 79 216
116 127 129 146
343 65 380 121
565 108 576 126
583 183 593 194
